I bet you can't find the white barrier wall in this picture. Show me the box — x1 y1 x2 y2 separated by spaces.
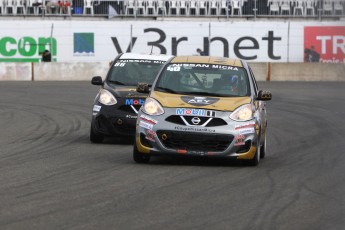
270 63 345 81
33 62 110 81
0 63 32 81
1 62 345 81
248 63 268 81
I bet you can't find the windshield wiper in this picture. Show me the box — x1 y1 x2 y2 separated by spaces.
155 86 178 94
108 80 125 85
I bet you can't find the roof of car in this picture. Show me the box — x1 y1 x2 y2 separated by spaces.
170 56 243 67
119 53 173 61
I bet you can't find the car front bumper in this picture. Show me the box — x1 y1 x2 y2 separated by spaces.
135 109 260 159
91 103 139 137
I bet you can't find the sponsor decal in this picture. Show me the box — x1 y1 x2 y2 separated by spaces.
189 150 207 156
174 126 215 133
176 108 216 117
139 121 153 130
74 33 94 56
234 134 246 146
125 98 145 105
171 63 210 68
111 28 283 61
0 36 57 62
304 26 345 63
181 96 219 106
177 149 207 155
145 130 157 142
211 65 239 70
125 94 146 98
169 63 239 71
126 115 137 119
235 122 256 130
118 59 165 64
238 127 255 135
93 105 101 112
139 114 158 124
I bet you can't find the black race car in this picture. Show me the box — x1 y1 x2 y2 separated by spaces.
90 53 173 143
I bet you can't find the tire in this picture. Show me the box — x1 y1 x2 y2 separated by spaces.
260 135 266 159
133 141 150 163
246 140 260 166
90 125 104 143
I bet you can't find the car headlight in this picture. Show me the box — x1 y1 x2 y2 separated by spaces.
229 104 254 121
98 89 117 105
143 98 164 116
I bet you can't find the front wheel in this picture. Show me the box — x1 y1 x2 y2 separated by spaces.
90 125 104 143
260 135 266 159
246 141 260 166
133 141 150 163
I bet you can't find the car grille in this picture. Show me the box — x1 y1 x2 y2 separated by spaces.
165 115 227 127
156 130 233 152
118 105 141 114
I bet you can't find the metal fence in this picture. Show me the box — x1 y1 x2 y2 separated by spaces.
1 0 344 19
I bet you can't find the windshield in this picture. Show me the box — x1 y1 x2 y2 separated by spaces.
155 63 250 97
107 59 166 86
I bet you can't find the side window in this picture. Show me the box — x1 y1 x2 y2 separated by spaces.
248 67 258 96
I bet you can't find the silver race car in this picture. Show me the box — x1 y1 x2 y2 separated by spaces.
134 56 272 166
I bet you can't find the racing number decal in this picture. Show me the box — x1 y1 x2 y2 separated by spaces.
114 63 126 67
167 66 181 71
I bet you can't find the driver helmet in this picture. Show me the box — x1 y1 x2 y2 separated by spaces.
230 75 239 85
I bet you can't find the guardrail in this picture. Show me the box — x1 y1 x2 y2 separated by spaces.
1 62 344 81
0 0 344 19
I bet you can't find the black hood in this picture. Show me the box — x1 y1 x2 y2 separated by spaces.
103 82 149 98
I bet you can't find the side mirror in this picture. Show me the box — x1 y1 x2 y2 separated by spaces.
91 76 103 85
136 82 150 93
257 90 272 101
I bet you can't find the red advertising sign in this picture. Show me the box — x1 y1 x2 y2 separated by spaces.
304 26 345 63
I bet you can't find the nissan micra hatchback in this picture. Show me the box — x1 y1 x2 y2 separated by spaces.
133 56 272 166
90 53 173 143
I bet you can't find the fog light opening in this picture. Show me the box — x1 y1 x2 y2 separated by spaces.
140 133 153 148
236 140 252 154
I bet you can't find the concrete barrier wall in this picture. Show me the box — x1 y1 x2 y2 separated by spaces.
1 62 344 81
270 63 345 81
34 62 110 81
0 63 32 81
247 63 268 81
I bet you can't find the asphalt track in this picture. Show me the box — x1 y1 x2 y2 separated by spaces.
0 81 344 230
